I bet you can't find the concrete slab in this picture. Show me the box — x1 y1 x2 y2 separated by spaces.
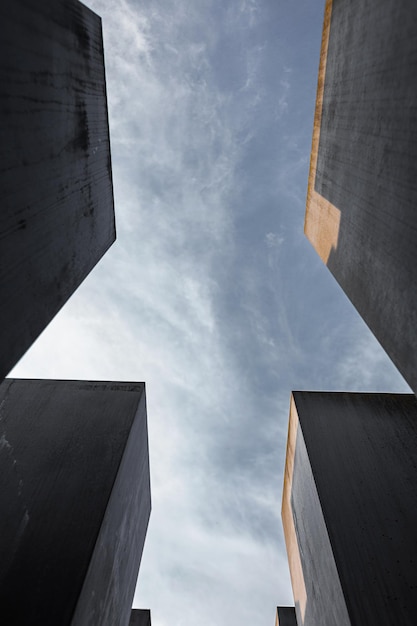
283 391 417 626
276 606 297 626
0 379 150 626
130 609 152 626
304 0 417 394
0 0 115 380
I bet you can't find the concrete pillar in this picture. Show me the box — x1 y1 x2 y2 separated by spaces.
276 606 297 626
304 0 417 394
130 609 152 625
0 379 150 626
282 391 417 626
0 0 115 380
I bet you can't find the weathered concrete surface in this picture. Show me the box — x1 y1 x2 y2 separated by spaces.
130 609 152 626
285 391 417 626
0 379 151 626
0 0 115 380
275 606 298 626
305 0 417 394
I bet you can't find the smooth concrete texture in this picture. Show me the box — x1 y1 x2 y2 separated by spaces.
275 606 297 626
0 379 151 626
130 609 152 626
305 0 417 394
287 391 417 626
0 0 115 380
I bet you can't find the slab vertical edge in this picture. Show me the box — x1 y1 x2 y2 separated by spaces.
281 395 307 623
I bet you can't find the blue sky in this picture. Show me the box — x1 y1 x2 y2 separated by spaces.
12 1 410 625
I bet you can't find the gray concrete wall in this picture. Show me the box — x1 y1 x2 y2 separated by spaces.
312 0 417 394
0 0 115 380
0 379 151 626
292 391 417 626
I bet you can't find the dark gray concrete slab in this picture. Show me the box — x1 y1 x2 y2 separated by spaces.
291 391 417 626
0 0 115 380
311 0 417 394
0 379 151 626
130 609 152 626
276 606 297 626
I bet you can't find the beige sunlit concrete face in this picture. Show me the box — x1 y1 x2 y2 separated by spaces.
281 395 307 623
304 0 340 264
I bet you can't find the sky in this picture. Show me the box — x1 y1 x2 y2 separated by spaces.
11 1 410 625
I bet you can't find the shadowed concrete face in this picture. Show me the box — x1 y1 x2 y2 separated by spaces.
130 609 152 626
0 379 151 626
305 0 417 395
283 391 417 626
0 0 115 381
275 606 298 626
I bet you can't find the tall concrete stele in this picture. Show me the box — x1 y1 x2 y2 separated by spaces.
282 392 417 626
304 0 417 394
275 606 297 626
0 0 115 381
130 609 152 626
0 1 151 624
0 379 151 626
